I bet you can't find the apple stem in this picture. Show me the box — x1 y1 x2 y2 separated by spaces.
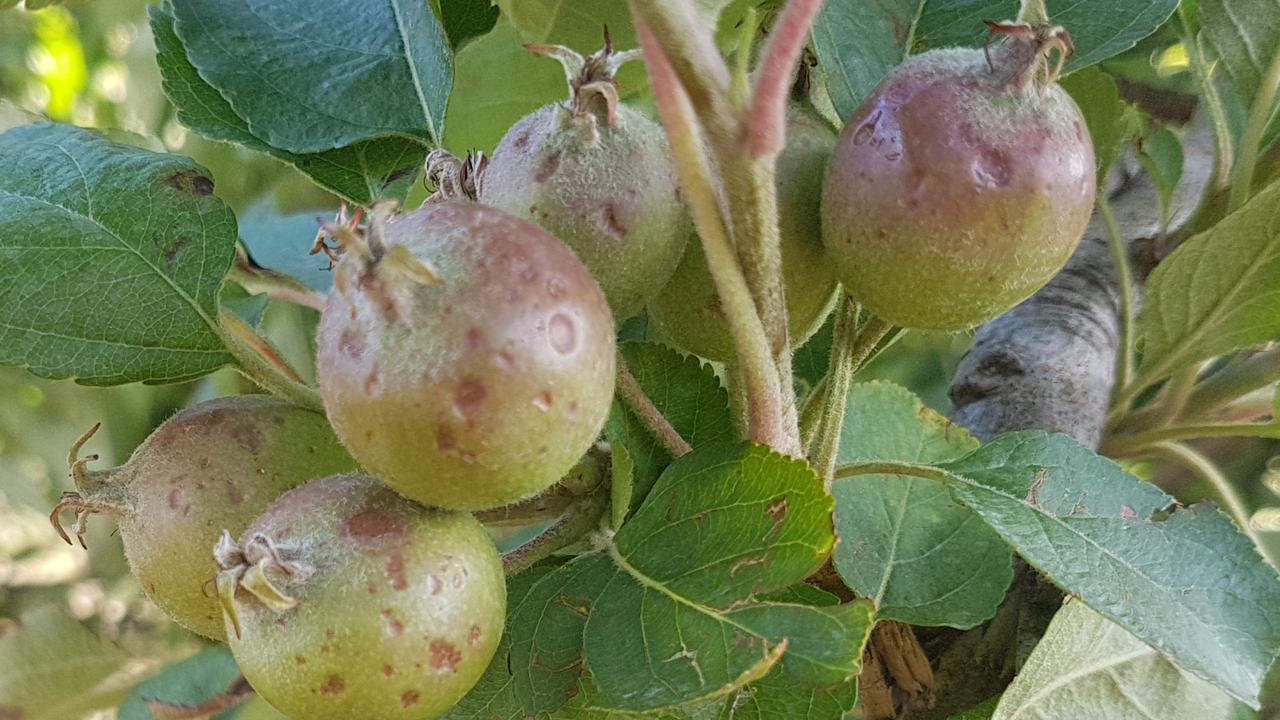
219 309 323 412
808 308 895 484
616 352 692 457
501 493 609 576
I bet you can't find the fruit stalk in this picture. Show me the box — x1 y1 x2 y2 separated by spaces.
808 309 894 482
616 353 692 457
218 309 321 411
633 12 791 452
633 0 821 454
501 492 609 575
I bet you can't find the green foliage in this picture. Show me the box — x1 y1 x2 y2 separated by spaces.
1059 66 1137 180
912 0 1180 72
150 2 428 204
2 0 1280 717
991 601 1232 719
508 444 871 714
433 0 500 50
1199 0 1280 108
118 647 257 720
0 121 235 385
169 0 450 152
811 0 922 120
445 17 566 153
605 342 735 515
1139 179 1280 382
833 383 1014 628
0 606 154 720
941 432 1280 706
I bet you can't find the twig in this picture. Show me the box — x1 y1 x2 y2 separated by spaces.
501 494 608 576
1097 193 1135 393
616 352 692 457
632 12 789 451
218 309 322 411
1103 421 1280 456
808 306 894 482
1144 441 1276 568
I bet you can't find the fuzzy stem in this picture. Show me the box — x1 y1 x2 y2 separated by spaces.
1017 0 1049 24
807 299 859 481
1143 441 1276 568
218 309 321 411
501 494 608 575
628 1 735 134
1228 44 1280 213
809 309 895 482
1097 193 1136 393
228 262 327 312
633 13 789 450
729 7 757 107
1103 421 1280 456
1178 5 1234 191
616 351 692 457
747 0 826 158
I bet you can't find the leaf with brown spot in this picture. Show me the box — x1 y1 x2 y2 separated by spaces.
0 122 235 386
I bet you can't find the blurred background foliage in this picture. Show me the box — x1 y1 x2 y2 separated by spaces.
0 1 1275 717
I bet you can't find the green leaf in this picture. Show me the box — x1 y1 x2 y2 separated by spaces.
949 697 1000 719
833 383 1014 628
1060 66 1137 181
0 606 155 720
940 432 1280 707
1199 0 1280 108
1138 179 1280 383
436 0 499 50
443 17 566 154
584 444 868 712
237 206 335 292
509 444 870 715
714 668 857 720
0 122 235 385
992 601 1234 719
1137 125 1185 227
118 647 252 720
510 553 618 715
604 342 734 516
811 0 924 121
150 2 426 205
221 283 268 328
170 0 451 152
913 0 1179 73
